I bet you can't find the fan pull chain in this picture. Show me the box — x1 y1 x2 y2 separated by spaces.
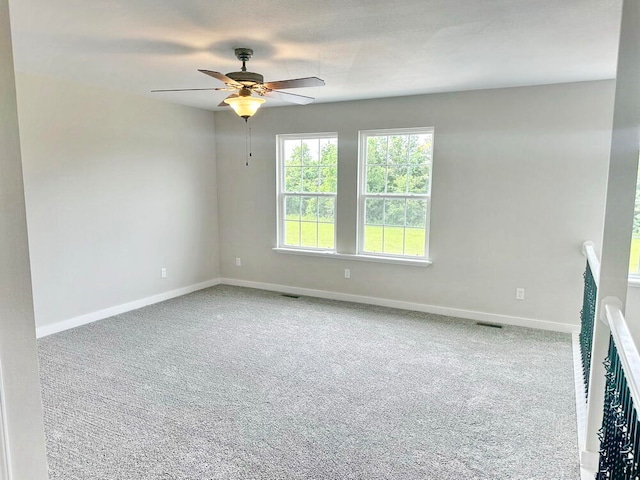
244 123 253 166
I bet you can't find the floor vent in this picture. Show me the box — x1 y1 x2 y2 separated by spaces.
281 294 300 299
476 322 503 329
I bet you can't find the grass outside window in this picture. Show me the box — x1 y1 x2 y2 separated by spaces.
284 220 426 256
631 236 640 275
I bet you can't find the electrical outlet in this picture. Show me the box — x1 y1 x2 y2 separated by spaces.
161 268 167 279
516 288 525 300
344 268 351 279
235 257 242 267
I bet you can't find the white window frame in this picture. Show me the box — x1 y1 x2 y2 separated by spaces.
276 132 338 252
357 127 434 260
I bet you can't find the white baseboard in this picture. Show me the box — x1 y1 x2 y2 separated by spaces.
219 278 578 333
35 279 221 338
36 277 578 338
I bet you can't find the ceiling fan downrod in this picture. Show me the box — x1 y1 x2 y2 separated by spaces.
234 48 253 72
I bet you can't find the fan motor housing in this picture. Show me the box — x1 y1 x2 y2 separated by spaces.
227 71 264 85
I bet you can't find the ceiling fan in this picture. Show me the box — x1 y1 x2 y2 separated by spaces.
152 47 325 120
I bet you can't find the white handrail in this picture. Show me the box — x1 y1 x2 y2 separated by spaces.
582 241 601 287
605 300 640 414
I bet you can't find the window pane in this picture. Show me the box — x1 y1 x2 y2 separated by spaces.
387 135 409 165
408 134 431 164
406 135 417 162
416 134 434 160
631 159 640 274
384 198 406 227
408 165 430 194
319 165 337 192
383 226 404 254
284 195 336 250
404 228 426 256
287 140 313 166
319 138 338 193
365 198 384 225
300 221 318 247
366 165 386 193
367 136 387 165
386 166 409 193
318 197 335 223
320 138 337 160
284 220 301 246
302 139 320 165
363 224 383 253
284 140 303 165
300 196 318 220
406 199 427 228
318 223 335 249
301 167 320 192
631 234 640 274
300 197 319 247
285 196 301 220
284 167 302 192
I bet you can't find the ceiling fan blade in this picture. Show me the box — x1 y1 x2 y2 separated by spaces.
151 87 224 92
198 69 243 88
263 90 315 105
263 77 325 90
218 94 238 107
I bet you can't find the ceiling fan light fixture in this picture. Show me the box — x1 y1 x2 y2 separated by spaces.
224 91 265 121
153 48 324 115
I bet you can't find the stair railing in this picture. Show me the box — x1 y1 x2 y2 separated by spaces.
580 241 601 399
596 300 640 479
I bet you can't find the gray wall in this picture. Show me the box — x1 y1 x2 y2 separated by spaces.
0 0 49 477
16 73 220 329
215 81 614 327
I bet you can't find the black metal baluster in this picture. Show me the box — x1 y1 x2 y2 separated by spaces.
597 338 640 480
579 261 597 398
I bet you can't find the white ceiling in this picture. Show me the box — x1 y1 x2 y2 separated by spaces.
8 0 623 111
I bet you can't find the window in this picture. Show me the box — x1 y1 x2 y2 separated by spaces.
277 133 338 250
630 155 640 275
274 128 434 266
358 128 434 259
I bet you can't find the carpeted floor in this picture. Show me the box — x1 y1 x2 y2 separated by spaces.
38 285 579 479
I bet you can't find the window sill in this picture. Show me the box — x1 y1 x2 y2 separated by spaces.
272 247 432 267
629 276 640 288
